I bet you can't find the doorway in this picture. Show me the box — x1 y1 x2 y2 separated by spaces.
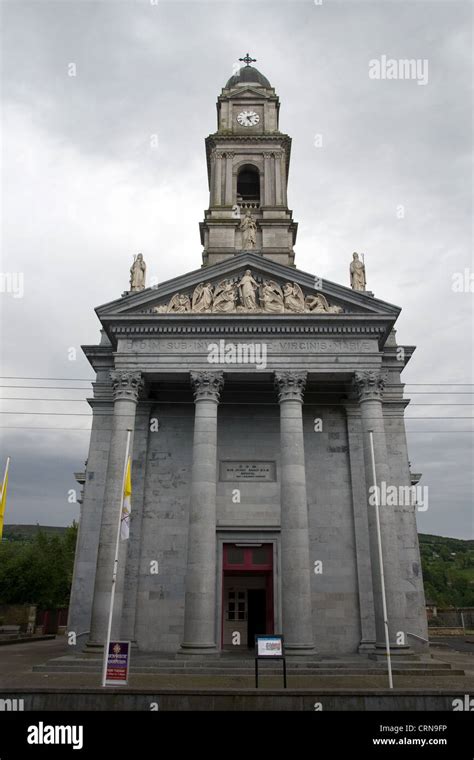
221 543 274 650
247 589 266 648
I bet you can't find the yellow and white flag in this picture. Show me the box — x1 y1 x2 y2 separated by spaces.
0 458 10 541
120 456 132 540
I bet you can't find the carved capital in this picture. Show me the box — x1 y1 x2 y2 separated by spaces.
274 371 307 403
353 370 387 403
191 371 224 402
215 151 225 160
225 152 235 159
110 370 144 403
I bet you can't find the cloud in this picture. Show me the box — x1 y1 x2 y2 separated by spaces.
0 0 472 537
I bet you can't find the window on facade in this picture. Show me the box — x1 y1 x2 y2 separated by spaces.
227 546 245 565
237 166 260 201
252 546 268 565
227 590 246 621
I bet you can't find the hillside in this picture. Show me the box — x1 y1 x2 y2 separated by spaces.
3 525 473 607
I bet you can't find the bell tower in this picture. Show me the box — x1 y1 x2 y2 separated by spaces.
200 55 298 268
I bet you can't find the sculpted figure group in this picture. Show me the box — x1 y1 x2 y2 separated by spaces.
153 269 343 315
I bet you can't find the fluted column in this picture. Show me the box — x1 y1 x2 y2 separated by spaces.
87 370 144 649
180 371 224 655
275 371 315 654
353 370 406 648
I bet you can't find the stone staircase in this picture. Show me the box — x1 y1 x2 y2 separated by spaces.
33 654 465 678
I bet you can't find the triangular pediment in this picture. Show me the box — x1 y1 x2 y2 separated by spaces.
226 87 272 100
96 253 401 323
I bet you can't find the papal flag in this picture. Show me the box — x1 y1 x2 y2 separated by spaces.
120 456 132 540
0 457 10 541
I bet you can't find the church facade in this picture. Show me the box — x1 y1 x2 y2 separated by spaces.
68 60 427 656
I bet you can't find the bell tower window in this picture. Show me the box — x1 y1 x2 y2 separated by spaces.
236 165 260 204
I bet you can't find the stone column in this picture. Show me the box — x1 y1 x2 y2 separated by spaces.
344 402 376 651
224 152 234 206
213 152 224 206
280 151 287 206
87 370 144 649
274 151 283 206
275 371 315 654
180 371 224 655
263 152 272 206
353 370 406 649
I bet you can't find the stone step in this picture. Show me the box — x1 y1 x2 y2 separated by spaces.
33 663 464 677
44 659 453 670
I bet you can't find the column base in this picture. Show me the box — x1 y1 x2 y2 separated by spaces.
369 644 416 660
83 641 104 654
284 644 318 657
178 643 219 657
358 639 376 654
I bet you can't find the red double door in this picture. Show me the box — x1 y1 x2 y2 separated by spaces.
222 543 274 649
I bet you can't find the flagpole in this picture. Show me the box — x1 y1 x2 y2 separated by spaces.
368 430 393 690
101 430 132 687
0 457 10 541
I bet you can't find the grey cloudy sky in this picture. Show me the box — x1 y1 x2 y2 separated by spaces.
0 0 472 538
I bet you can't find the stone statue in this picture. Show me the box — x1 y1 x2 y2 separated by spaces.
150 269 345 316
212 280 238 313
305 293 343 314
192 282 214 313
238 269 259 310
350 252 366 291
283 282 305 312
260 280 284 313
240 209 257 250
130 253 146 292
167 292 191 313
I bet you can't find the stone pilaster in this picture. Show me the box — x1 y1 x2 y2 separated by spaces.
180 371 224 655
87 370 144 649
213 152 224 206
353 370 406 649
274 371 315 654
224 152 234 205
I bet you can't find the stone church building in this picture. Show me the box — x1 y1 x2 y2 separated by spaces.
69 60 427 656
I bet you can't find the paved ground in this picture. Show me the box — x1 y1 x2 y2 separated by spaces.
1 637 474 692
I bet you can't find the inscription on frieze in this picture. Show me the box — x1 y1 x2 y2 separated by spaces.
220 461 277 482
122 338 374 353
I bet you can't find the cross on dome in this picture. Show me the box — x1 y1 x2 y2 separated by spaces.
239 52 257 67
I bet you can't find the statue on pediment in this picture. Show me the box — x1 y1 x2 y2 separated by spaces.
238 269 259 310
213 280 238 313
192 282 214 312
283 282 305 312
167 292 191 313
305 293 343 314
240 210 257 250
350 252 366 291
260 280 285 313
130 253 146 292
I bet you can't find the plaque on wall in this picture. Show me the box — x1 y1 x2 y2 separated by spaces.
219 461 277 482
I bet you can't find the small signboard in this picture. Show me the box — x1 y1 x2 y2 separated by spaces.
105 641 130 686
255 635 286 688
256 635 284 658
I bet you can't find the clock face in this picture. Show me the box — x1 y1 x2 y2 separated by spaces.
237 110 260 127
